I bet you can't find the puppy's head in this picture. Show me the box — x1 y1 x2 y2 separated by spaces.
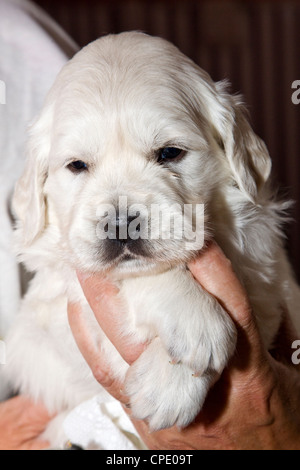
13 32 271 276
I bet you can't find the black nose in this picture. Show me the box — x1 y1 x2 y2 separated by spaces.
114 213 140 242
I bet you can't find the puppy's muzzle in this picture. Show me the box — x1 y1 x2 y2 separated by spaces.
113 212 141 244
98 210 150 263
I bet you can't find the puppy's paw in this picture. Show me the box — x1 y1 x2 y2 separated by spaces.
125 338 217 431
160 298 237 375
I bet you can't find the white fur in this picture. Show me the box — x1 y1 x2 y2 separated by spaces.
2 32 300 447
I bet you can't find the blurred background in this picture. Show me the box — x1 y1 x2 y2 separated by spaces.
34 0 300 281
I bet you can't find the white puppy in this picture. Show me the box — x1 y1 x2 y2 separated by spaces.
2 32 300 447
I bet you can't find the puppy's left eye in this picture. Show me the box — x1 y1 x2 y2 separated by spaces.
157 147 185 163
67 160 88 173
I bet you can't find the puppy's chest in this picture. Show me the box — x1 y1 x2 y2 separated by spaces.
117 268 190 342
34 296 67 331
119 280 159 342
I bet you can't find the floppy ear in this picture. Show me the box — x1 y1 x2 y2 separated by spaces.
12 111 51 249
214 82 272 202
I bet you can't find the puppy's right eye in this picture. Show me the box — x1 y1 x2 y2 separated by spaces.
157 147 185 163
67 160 88 173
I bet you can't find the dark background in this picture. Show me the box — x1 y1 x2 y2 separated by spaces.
34 0 300 281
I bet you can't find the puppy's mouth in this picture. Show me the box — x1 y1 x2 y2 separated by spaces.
92 203 205 273
102 237 151 266
120 253 135 262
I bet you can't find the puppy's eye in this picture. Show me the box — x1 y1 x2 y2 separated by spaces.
157 147 185 163
67 160 88 173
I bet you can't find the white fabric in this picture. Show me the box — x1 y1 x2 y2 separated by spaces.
63 395 146 450
0 0 77 337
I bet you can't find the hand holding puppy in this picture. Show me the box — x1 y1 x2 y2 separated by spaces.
0 396 52 450
68 242 300 450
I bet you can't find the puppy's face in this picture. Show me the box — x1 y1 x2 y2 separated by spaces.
13 33 272 276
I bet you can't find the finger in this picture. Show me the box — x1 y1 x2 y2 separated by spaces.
24 398 54 424
189 242 252 327
188 241 266 365
67 302 128 402
21 439 51 451
76 272 147 364
2 395 53 424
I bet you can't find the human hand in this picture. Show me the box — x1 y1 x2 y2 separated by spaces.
0 395 53 450
68 242 300 450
